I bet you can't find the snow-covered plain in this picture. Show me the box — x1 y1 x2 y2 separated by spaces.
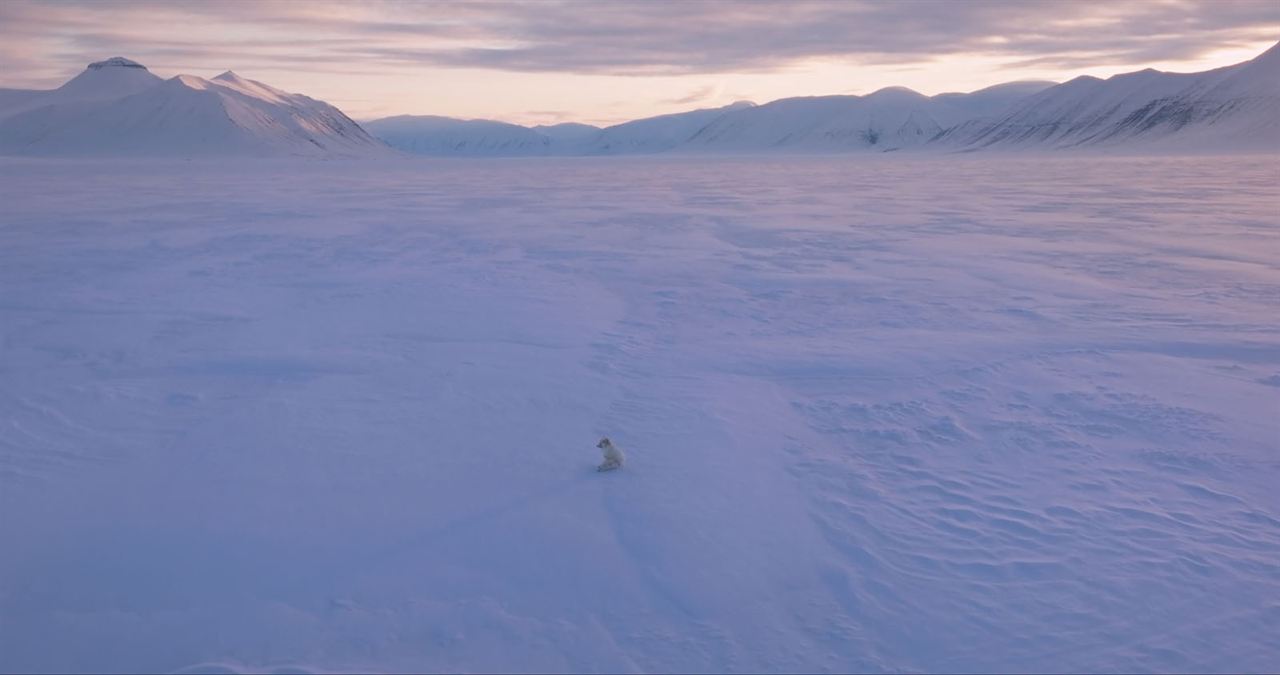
1 155 1278 674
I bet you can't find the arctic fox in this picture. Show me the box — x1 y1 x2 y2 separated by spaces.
596 437 625 472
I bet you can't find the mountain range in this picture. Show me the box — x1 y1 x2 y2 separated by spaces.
0 58 390 157
0 42 1275 158
935 40 1280 152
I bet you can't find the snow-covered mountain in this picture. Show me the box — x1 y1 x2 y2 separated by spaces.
0 88 42 118
0 57 163 122
532 122 602 144
363 42 1278 157
363 104 758 156
5 42 1276 158
363 115 554 156
935 41 1280 152
54 57 164 102
363 104 760 156
680 82 1051 153
0 59 390 157
364 86 1050 158
931 81 1064 122
585 101 756 154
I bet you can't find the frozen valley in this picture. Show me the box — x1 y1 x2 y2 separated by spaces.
0 154 1278 673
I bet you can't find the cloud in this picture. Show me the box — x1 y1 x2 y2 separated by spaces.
515 110 583 125
662 85 719 106
0 0 1277 88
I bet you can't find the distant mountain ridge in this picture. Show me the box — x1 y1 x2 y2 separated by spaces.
678 82 1050 153
362 102 758 157
934 42 1280 152
367 41 1278 157
363 83 1053 156
361 87 1054 157
1 42 1276 158
591 101 757 154
362 115 554 156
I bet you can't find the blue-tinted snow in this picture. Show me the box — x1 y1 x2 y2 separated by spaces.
0 155 1277 673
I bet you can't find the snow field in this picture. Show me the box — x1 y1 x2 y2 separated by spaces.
1 154 1278 673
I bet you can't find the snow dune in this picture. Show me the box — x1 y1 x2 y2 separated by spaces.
1 154 1277 673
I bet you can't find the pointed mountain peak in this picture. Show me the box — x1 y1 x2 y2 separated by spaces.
168 74 214 90
207 71 291 104
88 57 147 70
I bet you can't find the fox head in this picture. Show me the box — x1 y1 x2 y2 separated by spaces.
596 437 612 449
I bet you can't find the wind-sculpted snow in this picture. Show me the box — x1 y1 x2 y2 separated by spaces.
0 155 1277 673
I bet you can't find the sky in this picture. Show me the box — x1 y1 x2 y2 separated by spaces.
1 0 1277 126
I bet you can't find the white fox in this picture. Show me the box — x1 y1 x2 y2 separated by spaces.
596 437 625 472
